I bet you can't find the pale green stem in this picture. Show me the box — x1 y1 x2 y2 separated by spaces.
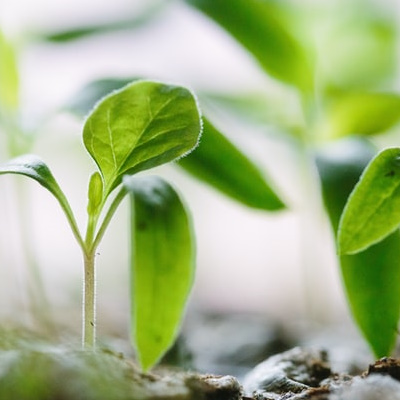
297 89 328 321
297 145 327 321
83 250 96 348
81 187 127 348
82 208 100 349
82 213 99 349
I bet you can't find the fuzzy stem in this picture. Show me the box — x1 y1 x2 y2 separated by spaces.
81 187 127 348
83 250 96 349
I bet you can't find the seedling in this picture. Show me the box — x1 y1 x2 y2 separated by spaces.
179 0 400 359
0 80 202 371
36 0 400 358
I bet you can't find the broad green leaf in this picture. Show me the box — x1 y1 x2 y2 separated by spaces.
124 175 195 371
83 80 202 195
316 138 400 357
0 30 19 111
66 77 137 117
340 236 400 357
185 0 312 91
179 118 285 210
323 92 400 139
338 147 400 255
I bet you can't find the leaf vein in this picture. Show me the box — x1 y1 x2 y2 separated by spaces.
107 108 118 168
137 125 188 146
116 93 180 175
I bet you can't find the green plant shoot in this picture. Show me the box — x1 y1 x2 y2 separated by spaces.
0 80 202 371
184 0 400 358
54 0 400 358
317 139 400 357
337 147 400 356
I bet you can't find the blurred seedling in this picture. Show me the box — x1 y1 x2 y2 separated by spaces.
0 79 202 371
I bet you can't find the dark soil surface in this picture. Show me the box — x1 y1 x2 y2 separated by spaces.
1 313 400 399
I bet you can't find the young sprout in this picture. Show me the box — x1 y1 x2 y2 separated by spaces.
0 80 202 371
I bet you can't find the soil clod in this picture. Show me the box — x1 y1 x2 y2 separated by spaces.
365 356 400 381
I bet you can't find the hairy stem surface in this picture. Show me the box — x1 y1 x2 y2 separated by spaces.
83 251 96 348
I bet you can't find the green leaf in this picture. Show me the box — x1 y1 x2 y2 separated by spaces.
185 0 312 90
0 30 19 111
179 118 285 210
323 92 400 139
340 235 400 357
0 155 82 246
0 154 69 209
316 138 400 357
83 80 202 196
338 147 400 255
124 175 195 371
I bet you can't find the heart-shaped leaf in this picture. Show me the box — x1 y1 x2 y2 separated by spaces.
124 175 195 371
338 147 400 255
83 80 202 195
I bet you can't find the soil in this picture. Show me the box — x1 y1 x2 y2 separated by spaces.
1 313 400 399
